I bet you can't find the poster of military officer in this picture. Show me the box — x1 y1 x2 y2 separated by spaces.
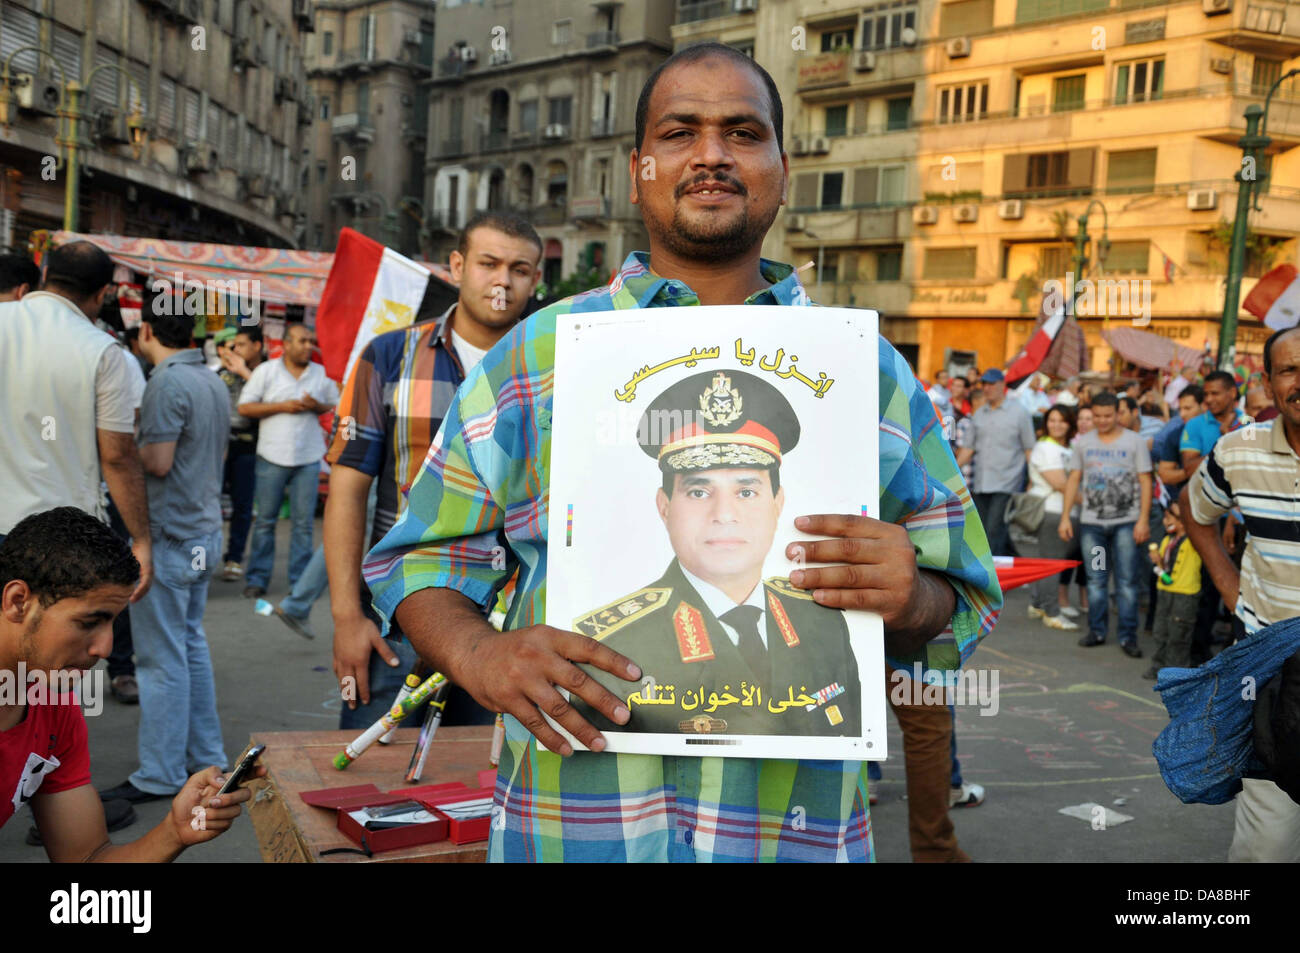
546 305 885 762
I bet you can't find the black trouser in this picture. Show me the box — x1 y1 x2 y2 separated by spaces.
106 498 135 679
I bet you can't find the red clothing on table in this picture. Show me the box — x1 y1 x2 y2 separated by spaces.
0 691 91 831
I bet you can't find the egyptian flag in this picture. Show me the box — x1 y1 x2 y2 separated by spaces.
316 228 432 384
1005 303 1067 388
1244 263 1300 331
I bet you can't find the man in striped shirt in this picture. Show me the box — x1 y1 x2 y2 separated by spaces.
363 43 1001 862
1183 325 1300 862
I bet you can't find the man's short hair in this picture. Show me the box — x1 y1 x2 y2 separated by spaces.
456 211 543 260
662 466 781 499
235 324 264 345
635 41 784 155
42 241 114 299
141 286 195 349
0 253 40 294
1204 370 1238 393
1263 326 1300 378
1090 391 1119 410
1180 384 1205 404
0 507 139 608
1119 394 1139 414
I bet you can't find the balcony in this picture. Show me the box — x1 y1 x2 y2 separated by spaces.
677 0 752 23
331 112 375 142
426 208 463 232
439 138 465 157
533 204 567 226
479 130 511 152
586 31 620 50
570 196 609 220
436 57 467 80
590 117 616 138
803 280 911 313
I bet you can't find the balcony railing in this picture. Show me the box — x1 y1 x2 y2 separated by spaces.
677 0 743 23
437 57 467 79
533 204 567 226
570 196 609 220
479 129 511 152
330 112 375 141
439 138 465 157
586 31 619 48
590 117 616 137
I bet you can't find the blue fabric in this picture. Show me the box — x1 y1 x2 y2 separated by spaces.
1152 418 1186 465
222 446 257 563
1080 521 1141 644
279 544 328 620
245 457 319 590
129 529 227 793
1153 617 1300 804
950 705 963 788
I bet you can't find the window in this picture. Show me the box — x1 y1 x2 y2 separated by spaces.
449 98 464 139
821 171 845 208
1104 241 1149 275
876 247 903 280
359 14 376 60
356 82 369 118
821 28 855 52
319 96 330 120
317 161 326 183
548 96 572 127
1051 74 1086 112
924 247 978 279
1253 57 1282 95
825 104 849 137
729 39 755 58
1028 151 1068 187
1016 0 1106 23
879 165 906 203
1038 245 1068 278
1003 148 1096 196
886 96 911 130
552 19 572 45
859 1 918 51
937 82 988 123
519 99 538 134
1115 58 1163 104
323 31 333 55
1107 148 1157 193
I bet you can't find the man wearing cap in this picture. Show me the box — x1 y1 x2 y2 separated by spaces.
956 368 1036 557
570 370 858 738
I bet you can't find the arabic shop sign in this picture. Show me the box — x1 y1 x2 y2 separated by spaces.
797 52 849 91
909 287 989 305
1124 18 1165 44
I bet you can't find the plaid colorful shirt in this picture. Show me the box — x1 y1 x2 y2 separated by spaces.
326 305 466 545
364 252 1002 862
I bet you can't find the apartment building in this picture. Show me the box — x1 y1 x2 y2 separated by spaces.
678 0 1299 376
0 0 313 249
302 0 432 253
423 0 673 286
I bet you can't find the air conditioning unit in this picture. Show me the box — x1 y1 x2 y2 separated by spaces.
733 0 757 10
853 50 876 72
914 206 939 225
233 36 257 67
274 76 297 102
543 123 568 139
900 26 918 46
946 37 971 58
489 49 511 66
811 136 830 154
12 70 60 116
785 214 806 231
1210 57 1234 74
244 174 269 198
1203 0 1232 15
297 97 314 126
791 136 809 156
93 108 131 144
1187 188 1218 210
460 45 478 63
998 199 1025 220
953 203 978 223
184 143 217 173
403 30 421 45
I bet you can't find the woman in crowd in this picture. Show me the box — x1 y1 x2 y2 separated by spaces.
1027 404 1083 629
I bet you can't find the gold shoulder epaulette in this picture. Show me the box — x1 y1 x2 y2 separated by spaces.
573 586 672 641
765 576 815 600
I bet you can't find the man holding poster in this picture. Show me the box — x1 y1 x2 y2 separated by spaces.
364 42 1001 862
571 369 859 737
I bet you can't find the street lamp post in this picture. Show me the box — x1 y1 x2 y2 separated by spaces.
1069 199 1112 374
1219 68 1300 372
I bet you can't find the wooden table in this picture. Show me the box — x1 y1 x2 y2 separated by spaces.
245 727 494 863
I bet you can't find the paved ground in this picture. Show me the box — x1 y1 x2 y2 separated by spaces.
0 519 1236 862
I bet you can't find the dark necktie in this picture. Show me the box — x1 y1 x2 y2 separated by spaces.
721 604 767 682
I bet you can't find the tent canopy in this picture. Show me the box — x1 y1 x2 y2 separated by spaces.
1102 326 1205 371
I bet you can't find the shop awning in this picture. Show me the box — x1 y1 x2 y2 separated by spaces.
1102 326 1205 371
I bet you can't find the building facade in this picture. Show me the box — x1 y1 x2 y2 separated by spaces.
422 0 673 287
301 0 432 254
0 0 314 250
678 0 1299 377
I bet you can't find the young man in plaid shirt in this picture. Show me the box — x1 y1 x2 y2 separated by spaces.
363 44 1001 862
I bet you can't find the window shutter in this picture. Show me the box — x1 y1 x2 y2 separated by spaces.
853 167 879 205
852 99 867 134
1002 153 1028 193
1066 148 1095 189
793 172 818 209
0 5 40 73
53 25 83 84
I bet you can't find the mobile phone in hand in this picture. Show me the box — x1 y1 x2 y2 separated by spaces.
217 745 267 795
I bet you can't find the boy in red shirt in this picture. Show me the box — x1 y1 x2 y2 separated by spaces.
0 507 262 861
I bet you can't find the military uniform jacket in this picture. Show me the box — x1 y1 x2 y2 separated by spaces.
572 559 860 737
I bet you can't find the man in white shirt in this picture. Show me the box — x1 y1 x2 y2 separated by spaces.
0 241 152 600
237 324 339 599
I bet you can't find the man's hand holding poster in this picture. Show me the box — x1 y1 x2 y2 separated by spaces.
545 306 886 761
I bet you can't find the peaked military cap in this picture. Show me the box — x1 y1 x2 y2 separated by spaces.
639 370 800 473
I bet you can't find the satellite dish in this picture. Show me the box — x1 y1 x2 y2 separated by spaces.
901 27 918 45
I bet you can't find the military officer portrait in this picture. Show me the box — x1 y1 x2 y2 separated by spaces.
571 369 861 738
